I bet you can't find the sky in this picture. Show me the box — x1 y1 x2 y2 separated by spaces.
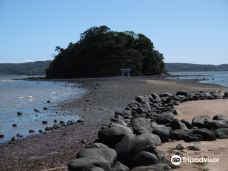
0 0 227 64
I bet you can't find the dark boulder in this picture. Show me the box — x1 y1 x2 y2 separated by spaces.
155 111 175 125
111 161 129 171
192 115 212 128
77 143 117 165
131 118 152 135
187 145 201 151
130 151 158 168
189 128 216 141
151 122 171 142
115 133 161 164
68 158 111 171
170 129 189 140
214 128 228 139
170 119 188 130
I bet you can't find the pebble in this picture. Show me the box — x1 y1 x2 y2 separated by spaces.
0 133 4 138
187 145 201 151
42 120 48 124
175 144 185 150
17 112 22 116
12 123 17 127
29 129 35 134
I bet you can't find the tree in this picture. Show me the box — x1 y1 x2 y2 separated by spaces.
46 26 165 78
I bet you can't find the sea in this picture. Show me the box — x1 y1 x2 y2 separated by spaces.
169 71 228 88
0 75 85 143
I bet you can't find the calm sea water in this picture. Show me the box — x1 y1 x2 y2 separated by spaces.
169 71 228 87
0 75 85 143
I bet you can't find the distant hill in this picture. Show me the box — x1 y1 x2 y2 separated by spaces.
0 60 51 75
165 63 228 72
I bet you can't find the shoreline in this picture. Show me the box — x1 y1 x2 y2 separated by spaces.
0 77 228 171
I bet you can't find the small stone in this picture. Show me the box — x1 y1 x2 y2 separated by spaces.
54 119 57 123
43 107 48 110
34 109 40 112
42 120 48 124
81 139 87 144
16 133 23 138
38 129 43 133
12 123 17 127
29 129 35 134
175 144 184 150
0 133 4 138
187 145 201 151
47 100 50 103
17 112 22 116
78 119 84 123
60 121 65 125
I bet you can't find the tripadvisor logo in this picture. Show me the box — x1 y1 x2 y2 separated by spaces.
171 155 182 165
170 154 220 166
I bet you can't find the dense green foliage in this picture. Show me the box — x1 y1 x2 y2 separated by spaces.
166 63 228 72
46 26 165 78
0 61 51 75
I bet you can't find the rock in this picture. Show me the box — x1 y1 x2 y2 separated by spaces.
68 158 111 171
34 109 40 112
54 119 57 123
77 143 117 165
175 144 184 150
189 128 216 141
155 111 175 125
81 139 87 144
115 133 161 164
151 93 161 102
131 118 152 135
38 129 43 133
29 129 35 134
185 133 203 142
16 133 23 138
98 123 133 147
187 145 201 151
213 114 228 121
170 119 188 130
42 120 48 124
12 123 17 127
60 121 66 125
43 107 48 110
90 167 104 171
67 120 74 125
170 129 189 140
118 110 132 119
112 161 129 171
215 128 228 139
47 100 50 103
223 92 228 98
192 115 212 128
151 122 171 142
17 112 22 116
130 163 171 171
204 119 228 130
181 119 192 129
0 133 4 138
130 151 158 168
176 91 188 97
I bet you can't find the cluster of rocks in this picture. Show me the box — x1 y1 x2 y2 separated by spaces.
68 91 228 171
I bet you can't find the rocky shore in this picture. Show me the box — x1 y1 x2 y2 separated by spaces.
0 77 227 171
68 90 228 171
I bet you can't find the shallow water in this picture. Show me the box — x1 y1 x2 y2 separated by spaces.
169 71 228 88
0 75 86 143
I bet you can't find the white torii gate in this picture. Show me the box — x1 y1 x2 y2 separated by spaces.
120 68 131 77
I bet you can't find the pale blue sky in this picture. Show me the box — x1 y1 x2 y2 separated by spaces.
0 0 227 64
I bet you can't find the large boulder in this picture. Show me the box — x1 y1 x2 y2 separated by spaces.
170 129 189 140
213 114 228 121
155 111 175 125
170 119 188 130
115 133 161 164
130 151 158 168
189 128 216 141
151 122 171 142
111 161 129 171
192 115 212 128
98 123 133 147
77 143 117 165
131 118 153 135
68 158 111 171
130 163 171 171
215 128 228 139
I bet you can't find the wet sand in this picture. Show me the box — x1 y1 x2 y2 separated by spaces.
158 99 228 171
0 77 227 171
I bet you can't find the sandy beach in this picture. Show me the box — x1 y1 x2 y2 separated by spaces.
158 99 228 171
0 77 227 171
